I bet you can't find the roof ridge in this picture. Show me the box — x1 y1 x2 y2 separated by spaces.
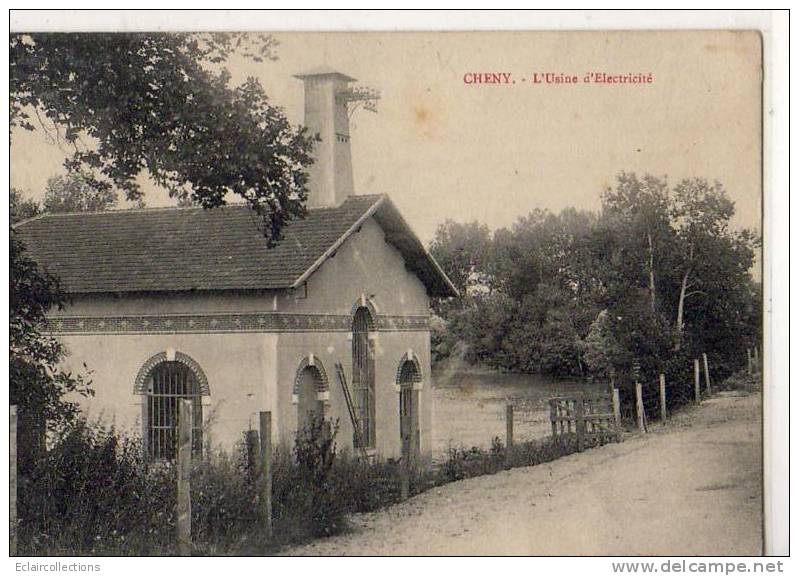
18 203 248 220
18 193 387 222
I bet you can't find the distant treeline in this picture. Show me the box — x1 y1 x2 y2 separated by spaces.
429 172 761 389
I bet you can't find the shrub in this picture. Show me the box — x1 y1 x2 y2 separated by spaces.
274 417 345 538
439 437 505 482
17 421 175 555
332 453 403 513
190 448 263 552
436 435 577 485
17 413 585 555
715 368 760 392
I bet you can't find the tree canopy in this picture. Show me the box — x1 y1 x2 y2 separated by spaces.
10 188 41 223
43 172 119 213
11 32 316 243
431 172 760 386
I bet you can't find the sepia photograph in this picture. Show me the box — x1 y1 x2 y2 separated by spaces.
6 10 788 561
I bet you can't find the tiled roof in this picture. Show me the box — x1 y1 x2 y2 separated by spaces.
15 194 457 297
15 195 383 293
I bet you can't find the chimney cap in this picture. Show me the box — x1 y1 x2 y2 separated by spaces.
293 66 356 82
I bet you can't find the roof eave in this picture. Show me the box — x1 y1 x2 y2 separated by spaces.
374 197 459 298
290 195 387 289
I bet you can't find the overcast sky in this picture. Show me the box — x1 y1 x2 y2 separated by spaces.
11 31 762 244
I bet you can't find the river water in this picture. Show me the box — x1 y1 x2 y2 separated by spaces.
431 368 603 459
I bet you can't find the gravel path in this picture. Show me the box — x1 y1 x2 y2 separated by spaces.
285 391 762 556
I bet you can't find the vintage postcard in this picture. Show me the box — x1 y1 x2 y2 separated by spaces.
6 10 788 563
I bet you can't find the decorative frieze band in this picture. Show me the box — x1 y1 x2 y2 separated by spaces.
44 312 430 335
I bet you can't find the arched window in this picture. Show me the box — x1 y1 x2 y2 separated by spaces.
293 356 329 434
352 306 376 449
144 361 204 460
397 357 421 463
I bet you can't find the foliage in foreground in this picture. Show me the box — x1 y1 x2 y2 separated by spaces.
16 414 585 555
10 229 93 472
437 435 581 484
17 416 416 555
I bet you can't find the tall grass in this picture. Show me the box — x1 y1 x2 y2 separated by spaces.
16 416 420 555
17 415 581 555
435 435 579 484
17 417 344 555
17 422 176 555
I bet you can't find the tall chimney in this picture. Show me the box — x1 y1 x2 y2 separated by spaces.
294 68 356 208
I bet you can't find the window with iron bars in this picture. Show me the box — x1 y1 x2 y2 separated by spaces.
146 361 203 460
352 307 376 449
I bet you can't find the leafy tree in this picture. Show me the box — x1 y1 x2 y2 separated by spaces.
10 32 316 243
429 220 493 301
10 229 93 470
669 178 752 350
580 310 627 386
504 286 585 376
43 172 118 213
432 171 759 387
593 173 758 383
492 219 544 301
600 172 671 316
449 292 516 367
11 187 41 223
438 209 600 377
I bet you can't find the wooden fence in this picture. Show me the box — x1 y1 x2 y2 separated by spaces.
544 353 715 448
747 346 761 377
548 392 622 450
547 350 715 442
630 352 719 434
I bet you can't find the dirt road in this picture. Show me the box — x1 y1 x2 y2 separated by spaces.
285 391 762 556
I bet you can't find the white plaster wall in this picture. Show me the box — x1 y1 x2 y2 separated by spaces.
50 291 277 317
58 332 278 451
281 217 430 316
277 329 432 459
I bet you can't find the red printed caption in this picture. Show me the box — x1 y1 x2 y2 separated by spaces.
463 72 654 85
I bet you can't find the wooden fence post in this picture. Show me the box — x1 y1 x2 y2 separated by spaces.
694 359 701 404
245 428 260 481
177 399 193 556
747 348 753 376
10 406 18 556
401 459 410 500
702 353 712 395
259 411 273 538
505 403 514 466
659 373 667 421
612 389 622 442
505 404 514 449
635 382 645 433
549 400 557 439
575 394 585 451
